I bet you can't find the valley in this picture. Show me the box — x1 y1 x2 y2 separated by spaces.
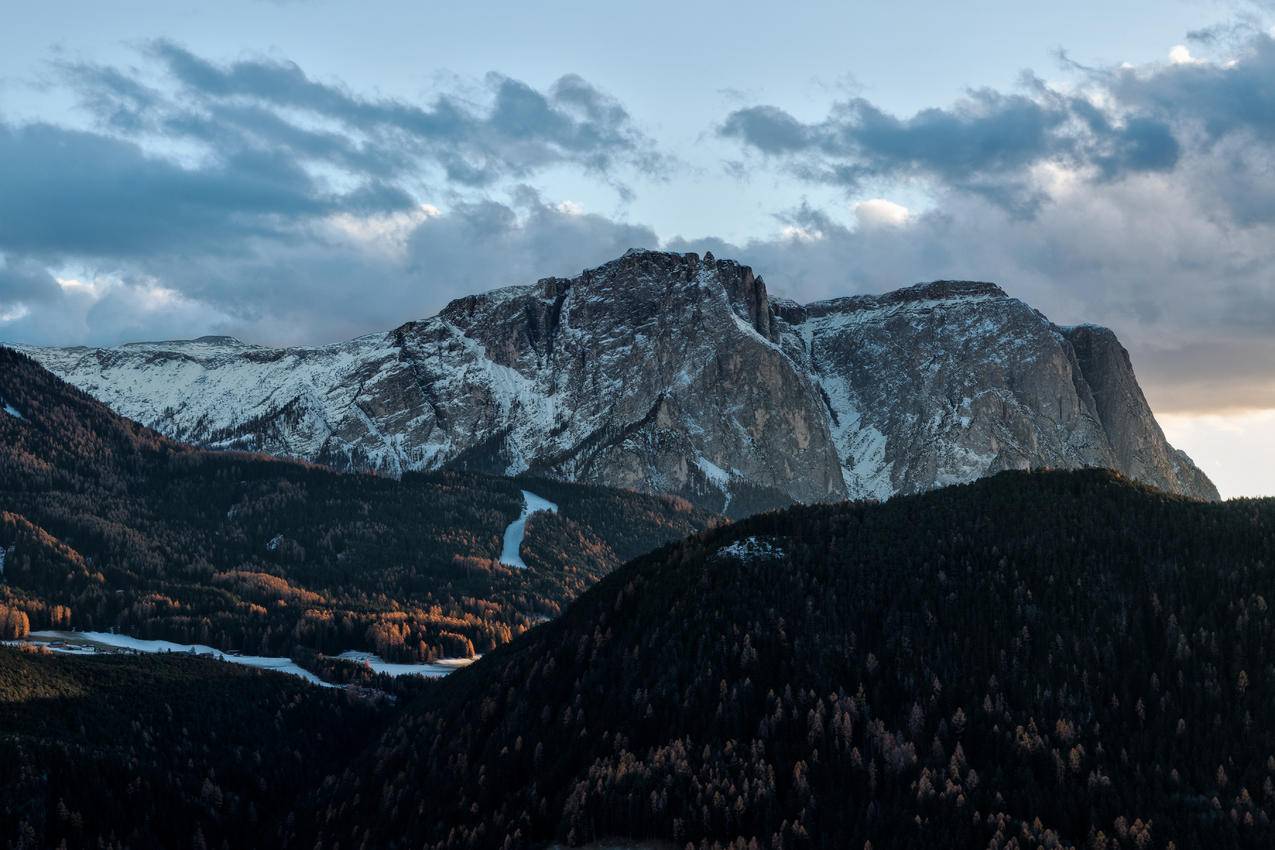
0 347 715 666
13 629 473 683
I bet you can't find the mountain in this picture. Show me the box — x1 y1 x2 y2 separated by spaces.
0 347 714 660
13 250 1219 513
314 469 1275 850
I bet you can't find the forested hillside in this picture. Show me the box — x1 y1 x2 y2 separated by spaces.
6 343 1272 849
0 645 386 849
0 347 714 661
316 469 1275 850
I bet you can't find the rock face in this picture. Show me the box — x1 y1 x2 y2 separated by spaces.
13 250 1219 511
1061 324 1219 501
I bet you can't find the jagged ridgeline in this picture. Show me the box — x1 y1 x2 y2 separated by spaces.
15 250 1218 516
315 470 1275 850
0 348 714 660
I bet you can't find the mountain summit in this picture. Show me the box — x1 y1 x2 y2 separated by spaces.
15 250 1218 509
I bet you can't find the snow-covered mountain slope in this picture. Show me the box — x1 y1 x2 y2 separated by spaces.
12 250 1219 511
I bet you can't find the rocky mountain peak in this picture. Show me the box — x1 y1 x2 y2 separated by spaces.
11 251 1219 510
583 249 776 339
798 279 1009 320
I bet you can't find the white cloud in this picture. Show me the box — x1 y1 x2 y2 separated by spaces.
56 276 105 297
0 304 31 323
853 198 910 228
326 204 443 258
1168 45 1199 65
779 224 824 242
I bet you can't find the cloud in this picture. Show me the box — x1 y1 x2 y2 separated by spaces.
724 31 1275 232
853 198 910 228
718 86 1174 212
0 42 668 346
0 121 405 258
1 190 657 347
1169 45 1201 65
66 40 668 187
715 37 1275 216
0 43 665 262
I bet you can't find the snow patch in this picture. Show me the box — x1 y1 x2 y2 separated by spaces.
26 630 334 686
811 372 893 500
694 455 732 488
499 490 559 569
694 455 735 512
716 536 786 562
334 650 476 678
0 397 23 419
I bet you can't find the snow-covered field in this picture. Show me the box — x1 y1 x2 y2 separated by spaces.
499 490 559 569
20 630 477 686
334 650 475 678
27 630 335 686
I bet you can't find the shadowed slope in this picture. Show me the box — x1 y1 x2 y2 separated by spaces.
318 469 1273 849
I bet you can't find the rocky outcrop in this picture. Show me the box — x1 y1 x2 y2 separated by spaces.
1061 324 1220 500
13 250 1219 511
774 281 1119 499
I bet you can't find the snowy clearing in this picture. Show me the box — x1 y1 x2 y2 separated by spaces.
500 489 559 569
335 650 476 678
27 630 334 686
0 397 23 419
17 630 480 686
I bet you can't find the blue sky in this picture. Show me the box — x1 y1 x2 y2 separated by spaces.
1 0 1273 496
